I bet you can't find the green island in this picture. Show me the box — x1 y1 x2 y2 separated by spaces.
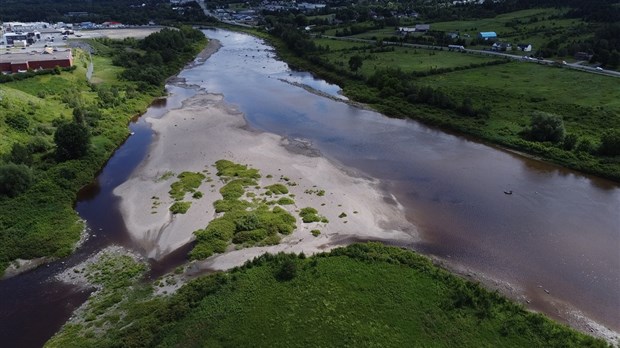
0 26 207 274
46 243 606 347
190 160 297 260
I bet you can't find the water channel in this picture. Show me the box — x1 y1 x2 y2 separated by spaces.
1 29 618 347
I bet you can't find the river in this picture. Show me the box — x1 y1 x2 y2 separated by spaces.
0 29 618 347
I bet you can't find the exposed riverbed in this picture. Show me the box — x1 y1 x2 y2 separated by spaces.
0 29 618 347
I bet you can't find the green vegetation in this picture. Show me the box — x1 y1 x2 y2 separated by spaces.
46 243 607 347
276 197 295 205
169 201 191 214
190 161 296 260
46 251 147 348
311 229 321 236
168 171 206 201
265 183 289 195
338 212 347 218
299 207 327 223
215 159 261 180
0 27 207 275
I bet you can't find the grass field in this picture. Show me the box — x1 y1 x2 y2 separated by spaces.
317 38 499 75
320 8 590 56
46 243 606 347
418 62 620 138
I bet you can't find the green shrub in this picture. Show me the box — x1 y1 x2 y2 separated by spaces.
169 172 206 200
299 207 322 223
215 159 260 179
169 201 191 214
311 229 321 236
599 129 620 156
0 163 33 197
5 114 30 131
527 112 565 143
265 183 289 195
54 121 91 161
275 259 297 281
276 197 295 205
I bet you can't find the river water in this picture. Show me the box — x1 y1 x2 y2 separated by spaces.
1 29 618 346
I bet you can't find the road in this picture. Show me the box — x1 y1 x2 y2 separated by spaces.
319 35 620 78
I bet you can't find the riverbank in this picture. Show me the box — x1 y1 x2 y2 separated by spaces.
114 89 416 260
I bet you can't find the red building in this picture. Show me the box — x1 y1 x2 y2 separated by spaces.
0 49 73 74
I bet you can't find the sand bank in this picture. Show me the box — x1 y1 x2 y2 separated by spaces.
113 90 416 264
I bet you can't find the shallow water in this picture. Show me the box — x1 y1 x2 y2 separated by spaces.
0 29 618 347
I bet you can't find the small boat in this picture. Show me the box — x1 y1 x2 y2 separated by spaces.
129 132 135 136
504 190 513 195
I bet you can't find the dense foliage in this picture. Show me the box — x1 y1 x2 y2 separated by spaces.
46 243 608 347
113 27 207 88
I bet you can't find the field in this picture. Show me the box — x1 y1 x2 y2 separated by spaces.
315 37 499 75
46 244 606 347
320 8 590 58
431 8 587 50
416 62 620 141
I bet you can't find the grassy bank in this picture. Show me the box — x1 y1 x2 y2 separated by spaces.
0 27 207 275
46 243 607 347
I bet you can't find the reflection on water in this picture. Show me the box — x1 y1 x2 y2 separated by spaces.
186 29 620 330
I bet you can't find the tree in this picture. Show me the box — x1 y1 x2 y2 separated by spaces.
0 163 33 197
528 112 565 143
599 129 620 156
275 259 297 281
54 121 91 161
7 143 33 165
348 55 364 73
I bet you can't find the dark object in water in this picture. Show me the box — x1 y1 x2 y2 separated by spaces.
504 190 513 195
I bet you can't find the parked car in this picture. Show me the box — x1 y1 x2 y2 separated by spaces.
596 67 603 71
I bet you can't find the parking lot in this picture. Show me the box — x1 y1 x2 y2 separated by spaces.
1 27 164 53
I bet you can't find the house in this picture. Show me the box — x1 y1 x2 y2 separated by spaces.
491 42 511 51
397 27 416 35
478 31 497 40
0 49 73 74
516 44 532 52
574 52 592 61
415 24 430 32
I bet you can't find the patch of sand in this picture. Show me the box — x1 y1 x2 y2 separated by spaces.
113 90 417 264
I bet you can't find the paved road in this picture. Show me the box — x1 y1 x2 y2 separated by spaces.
320 35 620 78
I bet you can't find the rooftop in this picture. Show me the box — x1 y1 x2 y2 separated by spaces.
0 49 72 64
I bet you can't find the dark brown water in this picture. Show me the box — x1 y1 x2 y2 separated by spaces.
1 29 618 347
0 87 196 347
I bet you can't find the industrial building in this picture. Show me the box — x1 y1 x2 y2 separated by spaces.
0 49 73 73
